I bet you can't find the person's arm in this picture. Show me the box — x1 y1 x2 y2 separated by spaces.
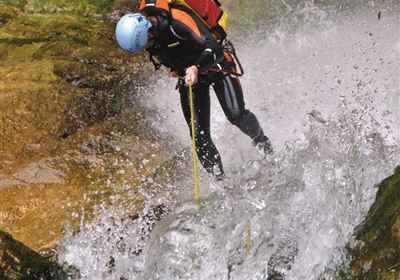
171 11 224 84
173 22 223 70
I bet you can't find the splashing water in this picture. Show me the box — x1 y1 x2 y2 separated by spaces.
58 1 400 279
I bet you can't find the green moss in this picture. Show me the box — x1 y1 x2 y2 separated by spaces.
0 3 18 26
0 37 50 45
1 0 27 10
21 0 136 14
356 167 400 238
348 166 400 279
0 230 67 279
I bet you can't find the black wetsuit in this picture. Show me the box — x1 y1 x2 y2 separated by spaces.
143 4 272 179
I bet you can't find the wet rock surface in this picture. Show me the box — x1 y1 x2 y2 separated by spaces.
346 166 400 279
12 160 66 185
0 0 179 254
0 230 66 279
1 1 399 279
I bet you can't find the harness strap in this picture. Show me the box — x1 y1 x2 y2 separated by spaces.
208 49 245 77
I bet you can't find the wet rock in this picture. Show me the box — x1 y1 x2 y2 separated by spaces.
54 68 99 89
109 0 140 22
22 143 42 155
13 160 65 185
0 230 66 279
347 166 400 279
58 87 134 137
0 3 18 26
0 0 172 256
1 159 65 188
267 239 298 278
78 136 115 156
0 175 25 190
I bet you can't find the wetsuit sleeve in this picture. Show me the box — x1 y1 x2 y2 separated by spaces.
171 12 223 71
194 42 222 70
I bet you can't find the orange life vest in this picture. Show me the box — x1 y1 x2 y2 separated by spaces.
139 0 228 41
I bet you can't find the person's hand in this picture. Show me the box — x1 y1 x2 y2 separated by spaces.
185 65 198 86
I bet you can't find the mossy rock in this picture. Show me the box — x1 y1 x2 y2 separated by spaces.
0 2 19 26
0 0 143 173
1 0 28 10
0 0 172 253
0 230 66 279
348 166 400 279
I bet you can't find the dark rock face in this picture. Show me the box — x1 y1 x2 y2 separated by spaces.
348 166 400 279
0 230 66 279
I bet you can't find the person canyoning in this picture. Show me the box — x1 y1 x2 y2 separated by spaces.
115 0 273 180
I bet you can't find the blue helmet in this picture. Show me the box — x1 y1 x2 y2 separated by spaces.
115 13 152 53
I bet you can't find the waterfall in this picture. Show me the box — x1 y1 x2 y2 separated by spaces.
57 1 400 279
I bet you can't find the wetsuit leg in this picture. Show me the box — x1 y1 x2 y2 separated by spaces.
212 72 273 153
179 82 225 179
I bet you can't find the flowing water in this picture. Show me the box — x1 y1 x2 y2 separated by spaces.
57 1 400 279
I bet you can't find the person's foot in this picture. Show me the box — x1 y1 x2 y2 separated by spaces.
215 173 225 181
258 140 273 154
206 164 226 181
253 134 273 154
213 166 226 181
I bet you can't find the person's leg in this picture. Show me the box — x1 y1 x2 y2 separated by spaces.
212 72 273 154
179 82 225 179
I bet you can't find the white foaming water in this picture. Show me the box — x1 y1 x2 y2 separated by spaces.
58 2 400 279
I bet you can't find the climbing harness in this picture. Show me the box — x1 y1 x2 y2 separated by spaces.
208 40 245 77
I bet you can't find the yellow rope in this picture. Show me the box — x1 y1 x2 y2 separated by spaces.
246 219 251 255
189 83 200 201
189 83 249 253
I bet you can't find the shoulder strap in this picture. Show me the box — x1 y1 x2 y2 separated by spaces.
170 7 201 38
